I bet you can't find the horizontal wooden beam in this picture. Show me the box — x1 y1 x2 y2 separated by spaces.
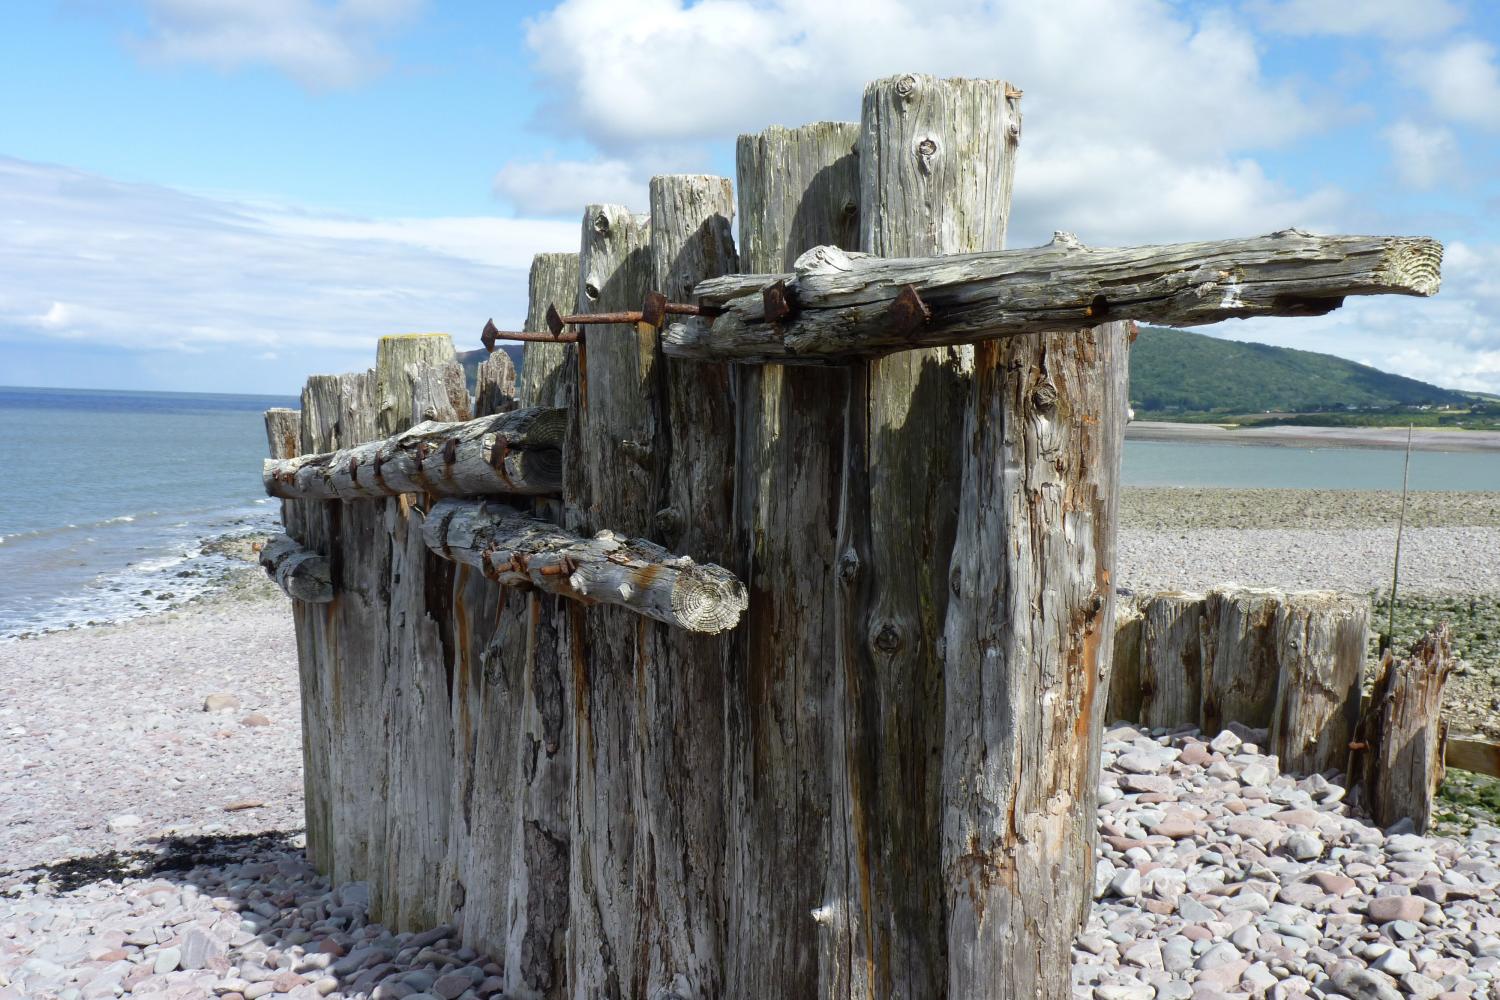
662 229 1442 363
259 533 333 603
1447 734 1500 780
263 407 565 501
422 498 748 634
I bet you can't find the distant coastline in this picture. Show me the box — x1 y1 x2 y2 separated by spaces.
1127 420 1500 453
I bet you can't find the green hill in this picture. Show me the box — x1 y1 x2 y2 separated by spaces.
1130 326 1473 416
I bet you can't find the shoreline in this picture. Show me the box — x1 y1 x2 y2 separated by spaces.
1128 420 1500 452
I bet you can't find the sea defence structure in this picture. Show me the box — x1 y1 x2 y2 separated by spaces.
260 74 1443 999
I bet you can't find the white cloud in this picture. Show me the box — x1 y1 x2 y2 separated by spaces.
1398 40 1500 131
1250 0 1465 39
493 158 650 217
1383 119 1462 189
524 0 1321 155
0 156 577 383
515 0 1337 246
132 0 423 89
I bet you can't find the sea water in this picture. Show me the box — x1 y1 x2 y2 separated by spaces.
0 386 295 638
2 386 1497 639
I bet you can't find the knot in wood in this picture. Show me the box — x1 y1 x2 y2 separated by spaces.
1030 381 1058 413
869 618 904 656
895 74 918 99
837 548 861 586
653 505 683 539
915 135 939 174
592 212 611 236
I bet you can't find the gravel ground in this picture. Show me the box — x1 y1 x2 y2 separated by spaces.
0 585 302 874
1116 527 1500 597
1080 723 1500 1000
0 489 1495 999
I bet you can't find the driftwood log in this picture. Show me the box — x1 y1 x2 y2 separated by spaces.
263 408 565 500
725 121 861 999
1447 735 1500 779
664 230 1442 363
257 532 333 603
421 498 746 633
1357 625 1454 832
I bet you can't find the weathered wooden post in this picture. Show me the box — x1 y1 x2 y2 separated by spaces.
1267 593 1369 775
503 252 581 997
1357 625 1453 831
828 74 1018 998
563 203 653 996
519 252 581 407
726 121 861 1000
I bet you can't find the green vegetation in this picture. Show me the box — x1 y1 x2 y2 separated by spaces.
1129 326 1493 427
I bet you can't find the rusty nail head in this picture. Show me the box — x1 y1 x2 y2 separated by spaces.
546 303 565 337
889 284 931 334
641 290 667 329
763 280 792 323
481 318 499 353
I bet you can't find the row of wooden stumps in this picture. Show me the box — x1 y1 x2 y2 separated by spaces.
1108 588 1463 832
258 73 1443 1000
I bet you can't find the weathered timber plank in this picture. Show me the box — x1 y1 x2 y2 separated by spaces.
664 229 1443 362
726 121 860 1000
1356 625 1454 832
832 73 1020 1000
519 252 581 407
263 407 566 500
422 498 747 634
257 532 333 603
1107 599 1146 724
1268 592 1369 776
628 173 739 997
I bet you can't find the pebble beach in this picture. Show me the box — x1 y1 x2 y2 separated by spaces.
1 485 1497 999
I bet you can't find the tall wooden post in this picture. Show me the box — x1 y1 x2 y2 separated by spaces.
370 335 465 931
564 204 654 998
942 321 1131 999
830 75 1018 998
727 121 861 1000
633 174 739 996
503 255 583 998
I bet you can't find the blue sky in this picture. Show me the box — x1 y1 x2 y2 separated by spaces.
2 0 1499 395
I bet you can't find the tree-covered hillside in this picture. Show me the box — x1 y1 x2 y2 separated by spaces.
1129 326 1471 415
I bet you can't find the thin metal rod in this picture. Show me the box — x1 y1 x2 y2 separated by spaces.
1385 422 1414 652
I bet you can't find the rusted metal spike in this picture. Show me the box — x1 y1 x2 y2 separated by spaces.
763 279 793 323
484 329 580 344
546 303 565 337
481 318 500 353
564 310 645 325
641 290 667 329
889 284 932 335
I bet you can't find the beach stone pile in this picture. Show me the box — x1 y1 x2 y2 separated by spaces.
3 719 1498 999
1078 723 1500 1000
0 833 504 1000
